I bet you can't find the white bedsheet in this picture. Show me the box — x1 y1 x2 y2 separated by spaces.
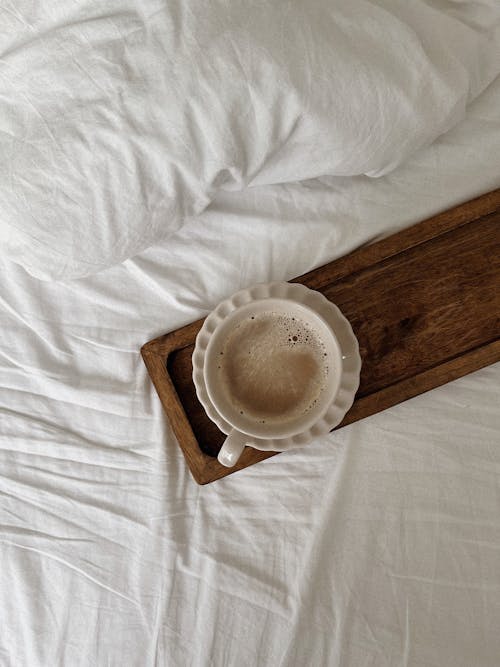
1 69 500 667
2 0 500 280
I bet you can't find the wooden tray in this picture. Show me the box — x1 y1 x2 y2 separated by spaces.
142 190 500 484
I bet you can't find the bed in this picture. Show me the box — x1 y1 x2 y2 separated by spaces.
1 2 500 666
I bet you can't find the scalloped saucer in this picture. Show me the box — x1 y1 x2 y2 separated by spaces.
192 282 361 452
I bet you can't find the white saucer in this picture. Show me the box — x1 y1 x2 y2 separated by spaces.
192 282 362 452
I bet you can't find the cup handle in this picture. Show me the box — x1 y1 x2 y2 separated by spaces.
218 429 253 467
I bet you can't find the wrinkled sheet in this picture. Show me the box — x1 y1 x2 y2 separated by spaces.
2 0 500 279
1 62 500 667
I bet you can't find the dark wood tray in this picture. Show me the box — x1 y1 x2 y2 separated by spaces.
142 190 500 484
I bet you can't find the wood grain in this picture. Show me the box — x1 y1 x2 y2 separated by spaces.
141 189 500 484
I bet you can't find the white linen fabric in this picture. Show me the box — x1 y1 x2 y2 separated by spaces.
1 0 500 279
1 57 500 666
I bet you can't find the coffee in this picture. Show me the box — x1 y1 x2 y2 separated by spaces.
215 311 330 424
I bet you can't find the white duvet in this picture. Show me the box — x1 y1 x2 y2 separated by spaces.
1 0 500 279
1 2 500 666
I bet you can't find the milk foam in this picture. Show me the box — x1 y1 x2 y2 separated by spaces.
216 311 330 424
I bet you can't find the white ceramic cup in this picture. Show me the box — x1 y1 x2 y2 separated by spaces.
192 282 361 469
203 298 342 466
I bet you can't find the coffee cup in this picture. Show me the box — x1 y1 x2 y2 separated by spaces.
192 282 361 468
